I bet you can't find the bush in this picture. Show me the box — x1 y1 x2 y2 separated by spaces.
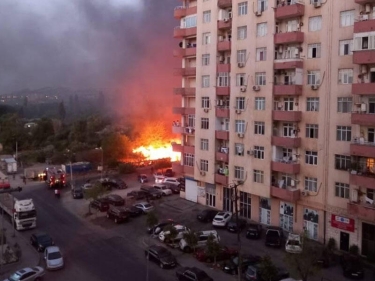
118 163 136 174
349 244 360 256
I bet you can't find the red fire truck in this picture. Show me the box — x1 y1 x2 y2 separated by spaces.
44 168 66 189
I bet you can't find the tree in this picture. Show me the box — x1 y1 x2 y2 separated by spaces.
258 255 278 281
163 225 178 245
182 231 198 253
58 101 66 121
206 234 221 264
84 182 109 215
146 211 158 229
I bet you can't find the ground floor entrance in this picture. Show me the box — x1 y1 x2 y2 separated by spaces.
362 222 375 259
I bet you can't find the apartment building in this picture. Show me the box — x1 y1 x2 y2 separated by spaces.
171 0 375 259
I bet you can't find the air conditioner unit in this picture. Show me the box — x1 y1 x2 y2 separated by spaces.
238 133 244 138
238 62 245 68
311 85 319 90
240 86 247 92
361 65 368 74
247 150 254 156
200 171 206 176
256 11 262 16
314 1 322 8
301 191 309 197
204 108 209 113
253 85 261 91
235 109 242 114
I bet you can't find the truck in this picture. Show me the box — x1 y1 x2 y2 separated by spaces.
24 167 46 181
45 167 66 189
0 193 37 230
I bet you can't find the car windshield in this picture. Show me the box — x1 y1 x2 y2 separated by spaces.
48 251 62 259
287 240 300 246
248 224 258 229
38 235 52 243
246 267 256 276
158 248 171 258
267 230 279 237
18 210 36 220
8 272 22 281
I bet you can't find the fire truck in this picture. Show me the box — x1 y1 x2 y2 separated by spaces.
45 167 66 189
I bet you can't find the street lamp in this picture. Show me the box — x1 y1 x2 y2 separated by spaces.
95 147 104 180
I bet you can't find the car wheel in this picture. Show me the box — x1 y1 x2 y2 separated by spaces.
159 262 164 269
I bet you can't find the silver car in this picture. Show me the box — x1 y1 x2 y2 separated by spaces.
44 246 64 270
4 266 45 281
133 202 154 213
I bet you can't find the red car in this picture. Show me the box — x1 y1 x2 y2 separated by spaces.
195 246 238 263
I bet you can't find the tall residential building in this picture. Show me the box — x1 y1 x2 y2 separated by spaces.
171 0 375 258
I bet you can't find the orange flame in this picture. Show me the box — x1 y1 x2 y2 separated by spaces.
133 142 180 161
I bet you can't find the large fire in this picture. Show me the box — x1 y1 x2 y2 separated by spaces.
133 143 180 161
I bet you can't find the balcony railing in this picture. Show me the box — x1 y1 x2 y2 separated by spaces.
354 14 375 33
173 87 196 96
351 112 375 126
215 173 229 185
217 63 231 72
218 0 232 9
216 151 229 162
351 139 375 157
352 83 375 95
275 2 305 20
215 107 230 118
218 19 232 30
272 110 302 122
271 136 301 148
173 6 197 19
173 26 197 38
217 40 231 51
350 173 375 190
216 87 230 96
353 50 375 64
174 67 196 77
171 142 182 153
274 31 304 45
173 47 197 57
271 158 300 174
271 186 301 202
274 59 303 70
172 107 195 115
347 201 375 221
273 84 302 96
215 130 229 140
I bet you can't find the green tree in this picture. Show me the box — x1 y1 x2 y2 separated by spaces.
259 255 278 281
102 133 132 163
58 101 66 121
182 231 198 253
84 182 109 215
163 225 178 245
206 234 221 264
146 211 158 229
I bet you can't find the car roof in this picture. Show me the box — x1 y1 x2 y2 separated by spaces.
287 233 301 240
17 267 34 274
216 211 231 216
45 246 60 253
164 177 178 180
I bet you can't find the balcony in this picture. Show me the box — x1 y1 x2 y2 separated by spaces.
275 3 305 20
173 87 196 96
271 186 301 202
184 165 194 176
272 136 301 148
172 107 195 115
355 0 375 4
353 50 375 64
172 125 184 134
173 26 197 38
216 151 229 162
218 0 232 9
351 113 375 126
217 63 230 72
215 173 229 185
218 19 232 30
215 130 229 140
352 83 375 95
273 84 303 96
172 162 183 174
347 202 375 221
216 87 230 96
351 141 375 158
216 107 230 118
272 110 302 122
172 142 182 153
274 60 303 70
217 41 231 52
350 173 375 190
274 31 304 45
183 145 195 154
271 160 300 174
174 67 196 77
354 18 375 33
182 127 195 136
174 6 197 19
173 47 197 57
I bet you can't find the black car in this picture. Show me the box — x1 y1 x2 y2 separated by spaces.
30 233 54 252
90 198 110 212
104 178 128 189
126 190 148 200
145 245 176 269
340 254 364 279
126 206 143 217
140 186 162 199
227 218 247 232
265 227 284 247
147 220 175 235
245 265 289 281
176 266 213 281
196 209 218 223
105 194 125 206
106 206 130 224
164 168 174 177
223 254 262 275
71 186 84 199
246 222 263 239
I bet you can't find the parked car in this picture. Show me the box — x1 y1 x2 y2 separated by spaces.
100 178 128 190
164 168 174 177
147 220 175 235
138 174 148 183
245 264 290 281
140 186 162 199
81 183 93 191
195 246 238 263
152 184 172 196
179 230 219 252
153 172 164 184
285 233 303 254
126 206 144 217
133 202 154 213
71 186 84 199
227 218 247 233
106 206 130 224
212 211 233 227
340 254 364 279
159 224 190 243
105 194 125 206
144 245 177 269
176 266 213 281
30 233 54 252
196 209 218 223
126 190 148 200
265 226 285 247
223 254 262 275
163 182 181 194
162 177 181 187
246 222 263 239
44 246 64 270
4 266 45 281
90 198 110 212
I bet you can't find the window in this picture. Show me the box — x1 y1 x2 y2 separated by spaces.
254 146 265 159
237 50 247 63
339 39 353 55
287 19 298 32
187 115 195 127
235 166 245 180
256 47 267 61
217 72 229 87
182 15 197 28
253 170 264 183
201 97 210 108
257 23 267 37
239 192 251 219
202 32 211 45
235 143 245 156
309 16 322 32
307 44 321 58
307 71 320 85
255 72 266 86
335 155 351 170
337 97 352 113
202 54 210 66
306 124 319 139
305 177 318 192
200 160 208 172
201 118 209 129
203 10 211 23
336 126 351 141
236 74 246 86
258 0 267 12
283 123 295 137
305 151 318 165
307 97 319 111
200 139 209 151
283 97 294 111
236 97 245 110
353 35 375 51
238 2 248 16
202 75 210 88
235 120 246 133
338 69 353 84
254 121 265 135
183 153 194 166
255 97 265 110
340 10 354 27
237 26 247 40
335 182 349 199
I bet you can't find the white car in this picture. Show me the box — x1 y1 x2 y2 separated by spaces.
44 246 64 270
285 233 303 254
153 184 172 196
179 230 219 252
4 266 45 281
162 177 181 187
133 202 154 213
159 225 190 242
212 211 233 227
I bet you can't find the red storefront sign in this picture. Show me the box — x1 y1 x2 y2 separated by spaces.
331 214 355 232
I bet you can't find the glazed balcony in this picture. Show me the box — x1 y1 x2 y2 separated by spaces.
217 40 231 52
273 84 302 96
172 124 184 134
216 151 229 162
218 19 232 30
218 0 232 9
347 202 375 221
173 26 197 38
272 110 302 122
172 142 182 153
353 50 375 64
173 87 196 96
352 83 375 95
216 107 230 118
174 67 196 77
173 47 197 57
271 186 300 202
172 107 195 115
215 130 229 140
354 17 375 33
275 3 305 20
215 173 229 185
351 141 375 158
274 60 303 70
182 126 195 136
271 160 300 174
274 31 304 45
272 136 301 148
216 87 230 96
217 63 231 72
174 6 197 19
351 113 375 126
350 173 375 190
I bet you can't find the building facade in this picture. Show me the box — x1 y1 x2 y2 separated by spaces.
171 0 375 259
